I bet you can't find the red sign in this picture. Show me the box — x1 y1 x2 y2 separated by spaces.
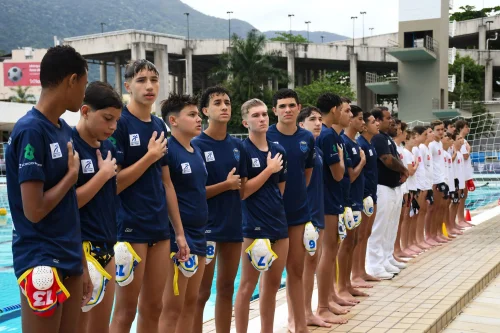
3 62 41 87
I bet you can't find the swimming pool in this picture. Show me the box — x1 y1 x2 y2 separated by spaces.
0 186 285 330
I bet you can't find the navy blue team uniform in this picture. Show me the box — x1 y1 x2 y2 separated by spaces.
342 134 365 211
266 125 315 227
110 106 170 243
307 147 325 229
340 132 352 209
167 136 208 256
73 128 118 264
316 124 344 216
192 133 248 243
357 135 378 204
241 139 288 240
7 107 82 279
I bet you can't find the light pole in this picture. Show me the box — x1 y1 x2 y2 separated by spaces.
369 27 374 36
321 35 324 43
305 21 311 42
351 16 358 49
100 22 106 33
360 11 366 45
184 12 190 47
288 14 294 37
227 11 233 45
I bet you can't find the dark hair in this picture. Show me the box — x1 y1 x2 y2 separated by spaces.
341 97 352 104
160 93 199 123
394 118 402 125
444 132 454 140
124 59 159 80
455 119 469 132
316 93 341 115
362 111 373 124
372 108 384 121
412 125 427 135
297 106 321 124
449 131 459 140
199 86 231 109
443 119 453 128
40 45 88 88
378 106 389 112
400 121 408 132
273 88 299 108
406 129 414 141
430 120 443 130
350 105 363 118
83 81 123 111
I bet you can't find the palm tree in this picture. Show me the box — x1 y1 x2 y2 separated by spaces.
10 86 36 104
212 30 289 103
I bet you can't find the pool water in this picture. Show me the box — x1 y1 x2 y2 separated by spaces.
0 186 285 330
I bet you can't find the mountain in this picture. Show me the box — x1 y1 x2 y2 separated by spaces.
263 31 348 43
0 0 256 53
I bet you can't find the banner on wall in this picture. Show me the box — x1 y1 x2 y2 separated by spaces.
3 62 41 87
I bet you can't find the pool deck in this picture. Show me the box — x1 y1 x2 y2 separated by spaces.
202 206 500 333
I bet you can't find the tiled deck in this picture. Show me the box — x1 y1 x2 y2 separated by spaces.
202 207 500 333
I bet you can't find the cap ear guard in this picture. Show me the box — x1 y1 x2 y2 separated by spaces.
81 255 111 312
114 242 141 287
338 215 347 241
170 253 199 296
245 239 278 272
343 207 355 230
353 211 362 228
303 222 319 256
205 241 216 265
363 196 374 216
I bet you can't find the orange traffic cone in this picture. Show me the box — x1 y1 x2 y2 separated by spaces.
465 209 472 222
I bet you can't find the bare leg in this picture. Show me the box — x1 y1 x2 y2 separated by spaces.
59 274 84 333
260 239 289 333
351 213 374 288
337 227 359 303
302 231 330 328
316 215 348 324
192 248 216 333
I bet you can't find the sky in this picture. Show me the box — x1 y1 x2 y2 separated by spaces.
182 0 498 38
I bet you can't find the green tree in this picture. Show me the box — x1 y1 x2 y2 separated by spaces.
9 86 36 104
450 5 500 21
212 30 289 132
269 32 309 43
449 53 485 103
295 71 355 107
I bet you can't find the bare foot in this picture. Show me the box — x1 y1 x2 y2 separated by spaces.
457 221 472 228
451 228 463 235
331 293 356 307
348 286 369 297
448 233 457 238
362 273 381 282
436 236 449 243
328 300 350 315
338 290 360 303
417 242 432 249
409 245 423 253
425 238 440 246
351 277 373 288
316 307 349 324
306 313 332 328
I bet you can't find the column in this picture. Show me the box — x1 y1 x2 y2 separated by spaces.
479 25 487 50
184 48 193 95
177 75 184 94
131 42 146 60
309 70 315 83
100 61 107 83
273 78 278 91
154 45 169 116
227 47 233 82
297 71 304 87
287 46 295 89
114 56 122 96
349 52 358 103
485 58 493 101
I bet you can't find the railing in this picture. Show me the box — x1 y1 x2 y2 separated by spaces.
414 36 439 55
366 72 399 84
448 74 456 92
449 20 457 38
448 47 457 65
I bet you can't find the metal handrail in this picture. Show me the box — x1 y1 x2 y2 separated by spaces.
366 72 399 84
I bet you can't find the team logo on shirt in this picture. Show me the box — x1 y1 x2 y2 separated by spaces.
81 159 95 174
252 158 261 168
332 145 338 153
49 143 62 159
7 137 12 145
204 151 215 162
299 141 308 153
233 148 240 162
129 134 140 146
387 140 391 145
369 149 373 156
181 162 192 174
24 143 35 160
352 147 357 155
109 136 117 146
